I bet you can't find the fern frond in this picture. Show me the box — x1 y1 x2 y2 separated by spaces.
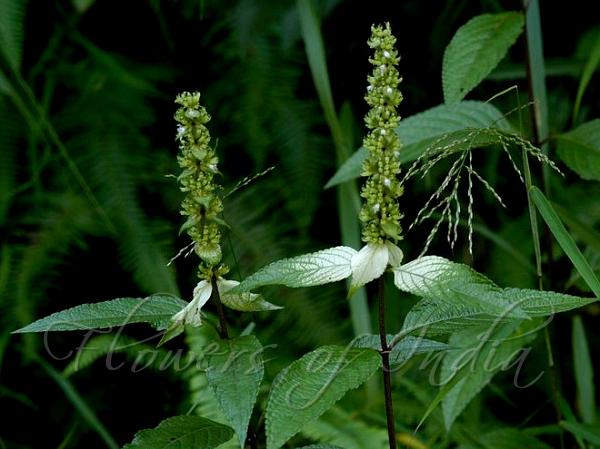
0 0 27 69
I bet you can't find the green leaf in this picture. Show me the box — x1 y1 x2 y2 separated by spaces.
393 256 595 337
324 147 368 189
443 12 524 103
557 119 600 181
325 101 510 188
297 446 345 449
441 321 537 430
13 295 187 333
206 336 264 448
560 420 600 445
265 345 380 449
458 428 552 449
234 246 356 292
573 27 600 122
572 316 596 423
298 444 343 449
531 186 600 298
352 334 448 365
122 415 234 449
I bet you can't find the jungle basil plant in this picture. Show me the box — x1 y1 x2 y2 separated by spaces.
13 21 599 449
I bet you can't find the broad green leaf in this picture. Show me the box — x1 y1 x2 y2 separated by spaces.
531 186 600 298
122 415 234 449
443 12 524 103
457 428 552 449
352 334 448 365
441 321 537 429
301 407 387 449
298 446 345 449
560 421 600 445
325 101 510 188
186 327 239 449
206 336 264 448
234 246 356 292
557 119 600 181
572 316 596 423
266 345 380 449
13 295 187 333
393 256 595 337
324 147 367 189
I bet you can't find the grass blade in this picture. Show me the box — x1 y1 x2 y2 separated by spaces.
530 186 600 298
297 0 371 338
572 316 596 423
37 357 119 449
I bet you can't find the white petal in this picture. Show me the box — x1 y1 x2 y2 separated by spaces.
173 280 212 327
349 243 389 295
386 241 404 268
192 280 213 309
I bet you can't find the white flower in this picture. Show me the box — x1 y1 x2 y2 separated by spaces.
348 241 403 297
171 277 281 327
172 279 212 326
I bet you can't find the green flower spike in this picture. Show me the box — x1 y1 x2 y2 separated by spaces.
231 24 405 298
167 92 280 335
348 22 405 295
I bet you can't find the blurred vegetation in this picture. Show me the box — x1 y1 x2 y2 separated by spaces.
0 0 599 448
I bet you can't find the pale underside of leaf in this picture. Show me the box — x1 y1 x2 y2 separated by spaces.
234 246 356 292
393 256 594 338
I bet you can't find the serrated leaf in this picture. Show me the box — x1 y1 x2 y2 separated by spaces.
393 256 595 337
234 246 356 292
441 321 537 429
13 295 187 333
266 345 380 449
122 415 234 449
557 119 600 181
352 334 448 365
443 12 524 103
206 336 264 448
325 101 509 188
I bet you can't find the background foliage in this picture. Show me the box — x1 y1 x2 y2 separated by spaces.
0 0 599 448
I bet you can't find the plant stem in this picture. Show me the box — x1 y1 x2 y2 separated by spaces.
210 275 229 339
377 276 397 449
